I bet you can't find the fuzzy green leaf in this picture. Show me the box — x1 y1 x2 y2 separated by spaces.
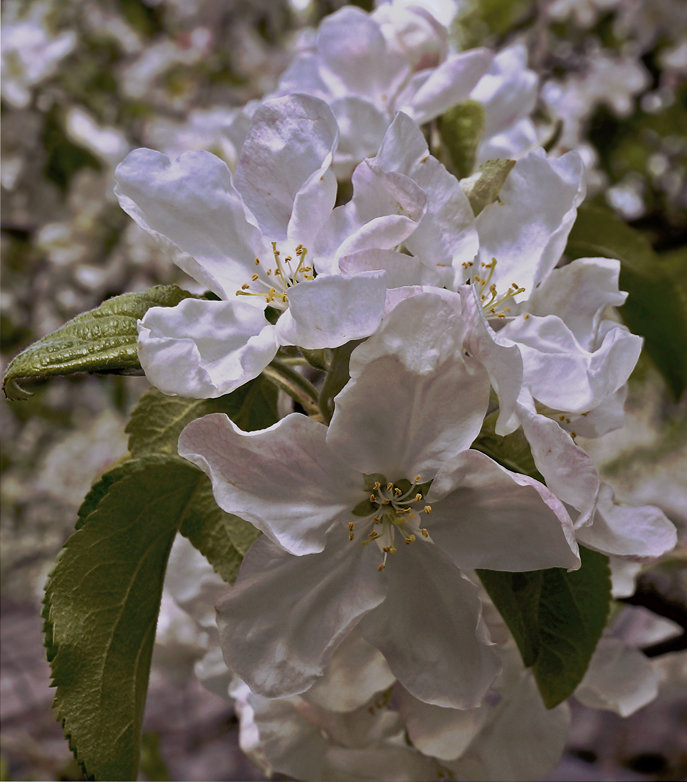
478 547 611 708
3 286 194 400
460 158 516 215
566 203 687 400
439 99 485 178
43 456 249 781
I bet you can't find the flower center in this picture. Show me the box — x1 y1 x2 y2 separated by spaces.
462 257 525 319
348 474 432 571
234 242 314 311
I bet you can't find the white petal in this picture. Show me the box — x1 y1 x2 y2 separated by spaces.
217 535 386 698
516 398 600 522
315 161 427 272
359 541 500 708
329 97 390 178
306 633 395 713
178 412 362 555
234 94 338 241
274 272 387 350
470 44 538 138
315 6 409 106
458 285 523 434
397 687 487 761
340 249 446 288
373 112 479 270
138 299 278 398
329 333 490 479
451 670 570 782
503 314 642 412
577 483 677 558
575 636 658 717
526 257 627 348
476 148 585 297
428 450 580 571
396 48 494 123
114 148 266 299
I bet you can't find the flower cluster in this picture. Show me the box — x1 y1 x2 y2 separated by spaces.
6 1 682 780
107 3 681 778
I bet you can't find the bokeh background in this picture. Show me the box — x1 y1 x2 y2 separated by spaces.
1 0 686 779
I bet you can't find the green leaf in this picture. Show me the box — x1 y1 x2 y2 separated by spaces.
44 458 202 780
438 99 485 179
43 455 255 780
460 159 516 216
318 339 363 424
126 377 278 457
177 472 258 582
3 286 194 400
472 410 544 482
478 547 611 708
566 203 687 400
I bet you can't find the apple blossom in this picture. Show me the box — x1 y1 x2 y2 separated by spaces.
114 93 428 398
179 289 580 709
273 5 493 174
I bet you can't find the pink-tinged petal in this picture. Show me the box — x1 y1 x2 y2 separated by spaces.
340 249 446 288
234 94 338 241
476 117 539 164
316 7 409 105
577 483 677 559
350 288 472 375
359 542 500 708
470 45 538 138
313 161 427 273
516 399 600 523
275 52 330 100
373 4 448 69
397 687 487 761
178 413 362 555
329 348 489 479
503 314 642 413
575 636 658 717
325 744 439 781
450 670 570 782
526 257 627 348
458 285 523 434
274 271 387 350
306 633 395 713
329 97 389 178
373 112 479 270
217 535 386 698
138 299 278 398
114 148 266 299
428 450 580 571
396 48 494 123
476 148 585 297
235 688 327 781
288 166 338 249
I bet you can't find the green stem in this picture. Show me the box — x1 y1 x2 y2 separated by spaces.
263 360 321 418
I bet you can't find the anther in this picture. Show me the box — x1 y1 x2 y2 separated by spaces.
348 532 355 541
369 494 377 503
424 505 432 514
251 273 259 281
348 522 355 531
415 493 423 502
414 475 422 483
241 283 250 290
377 562 386 571
421 528 429 537
254 257 260 265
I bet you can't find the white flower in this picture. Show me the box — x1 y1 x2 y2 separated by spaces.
114 94 414 397
230 633 437 782
274 5 493 174
179 291 579 708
